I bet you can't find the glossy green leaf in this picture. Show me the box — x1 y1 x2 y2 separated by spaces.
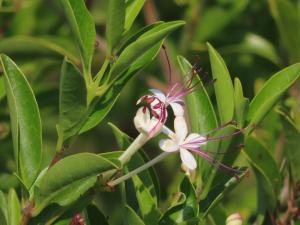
248 63 300 129
7 189 21 225
207 43 234 123
0 36 79 65
124 0 145 32
0 191 8 225
269 0 300 63
85 204 109 225
199 167 247 217
109 122 160 201
280 113 300 181
234 77 249 128
60 0 96 75
177 55 218 134
132 175 161 225
109 21 185 79
160 177 198 225
33 153 119 215
106 0 125 52
243 136 281 208
57 59 87 147
125 205 146 225
1 54 42 189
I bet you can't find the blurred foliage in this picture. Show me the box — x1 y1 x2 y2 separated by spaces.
1 0 300 224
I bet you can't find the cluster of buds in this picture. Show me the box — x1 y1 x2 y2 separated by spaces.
69 213 85 225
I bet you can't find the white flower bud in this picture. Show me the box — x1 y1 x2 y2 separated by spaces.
226 213 243 225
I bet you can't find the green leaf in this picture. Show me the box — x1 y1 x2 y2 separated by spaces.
125 205 146 225
0 191 8 225
0 76 5 100
194 0 249 42
248 63 300 129
280 113 300 181
79 22 184 133
0 36 79 65
160 177 198 225
220 33 281 66
132 176 161 225
109 21 185 79
106 0 125 52
124 0 145 32
7 189 21 225
60 0 96 75
199 168 248 217
57 59 87 147
85 204 109 225
207 43 234 123
243 136 281 209
33 153 118 215
177 55 218 134
234 77 249 128
269 0 300 63
109 123 160 201
1 54 42 189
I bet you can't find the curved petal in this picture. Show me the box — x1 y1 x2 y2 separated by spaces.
170 102 184 116
134 107 150 133
180 148 197 170
159 139 179 152
174 116 188 143
149 89 166 102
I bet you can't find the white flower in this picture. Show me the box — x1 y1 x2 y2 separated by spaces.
159 116 206 170
134 107 162 137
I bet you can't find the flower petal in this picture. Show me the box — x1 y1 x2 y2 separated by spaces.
159 139 179 152
149 89 166 102
174 116 188 143
134 107 150 133
180 148 197 170
170 102 184 116
185 133 206 146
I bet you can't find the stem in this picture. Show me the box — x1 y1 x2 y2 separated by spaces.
94 58 110 85
108 152 170 187
118 133 149 165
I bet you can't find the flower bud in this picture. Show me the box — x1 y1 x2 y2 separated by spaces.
226 213 243 225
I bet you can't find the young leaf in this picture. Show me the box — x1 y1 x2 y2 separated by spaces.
243 136 281 209
109 21 185 79
207 43 234 123
177 55 218 134
1 54 42 189
57 59 87 147
124 0 145 32
79 22 184 133
248 63 300 129
125 205 146 225
33 153 119 215
106 0 125 52
234 77 249 128
160 177 198 225
60 0 96 75
7 189 21 225
280 113 300 181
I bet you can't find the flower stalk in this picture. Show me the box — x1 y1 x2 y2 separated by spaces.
108 151 170 187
